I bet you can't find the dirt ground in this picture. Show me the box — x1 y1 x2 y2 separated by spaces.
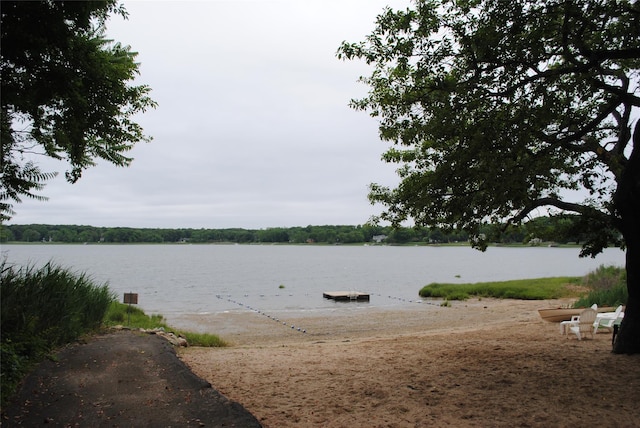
178 299 640 427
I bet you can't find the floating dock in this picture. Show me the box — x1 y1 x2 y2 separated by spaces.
323 291 370 301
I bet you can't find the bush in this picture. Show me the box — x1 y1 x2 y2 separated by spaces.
581 265 626 291
573 265 627 308
1 261 114 405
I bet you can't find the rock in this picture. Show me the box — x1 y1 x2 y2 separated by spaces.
155 331 189 347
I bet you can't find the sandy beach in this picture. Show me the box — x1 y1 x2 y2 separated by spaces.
179 299 640 427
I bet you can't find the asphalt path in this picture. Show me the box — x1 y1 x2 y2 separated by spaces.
2 330 262 427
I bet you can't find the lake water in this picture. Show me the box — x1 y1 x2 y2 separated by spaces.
2 244 625 320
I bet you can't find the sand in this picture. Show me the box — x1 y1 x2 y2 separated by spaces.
178 299 640 427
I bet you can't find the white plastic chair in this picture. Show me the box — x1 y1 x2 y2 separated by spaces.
560 315 580 335
569 308 597 340
559 304 597 335
593 305 624 334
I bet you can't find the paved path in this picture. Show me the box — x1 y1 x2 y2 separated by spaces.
2 330 262 427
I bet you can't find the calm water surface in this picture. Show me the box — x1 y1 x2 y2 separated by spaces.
1 244 625 319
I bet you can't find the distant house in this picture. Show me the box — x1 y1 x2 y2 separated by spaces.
529 237 543 246
372 234 387 243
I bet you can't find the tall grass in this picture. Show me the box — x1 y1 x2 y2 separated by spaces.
417 265 627 309
1 262 228 406
419 277 582 300
573 265 627 308
1 261 114 405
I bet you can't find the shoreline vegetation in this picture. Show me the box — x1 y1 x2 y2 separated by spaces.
419 266 626 308
0 261 226 406
2 216 594 246
0 260 626 407
103 301 227 348
2 240 581 247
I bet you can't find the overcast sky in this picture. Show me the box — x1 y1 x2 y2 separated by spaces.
11 0 411 229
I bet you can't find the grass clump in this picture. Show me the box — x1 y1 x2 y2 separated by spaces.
418 265 627 308
104 301 166 329
419 277 582 301
1 261 114 406
573 265 627 308
180 331 227 347
104 301 227 347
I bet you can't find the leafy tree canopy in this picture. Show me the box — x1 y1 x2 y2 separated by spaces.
1 0 156 221
338 0 640 353
338 0 639 256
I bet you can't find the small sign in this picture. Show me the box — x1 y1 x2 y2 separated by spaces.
123 293 138 305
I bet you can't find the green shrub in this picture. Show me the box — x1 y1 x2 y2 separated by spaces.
1 261 114 406
1 262 114 343
581 265 626 291
573 265 627 308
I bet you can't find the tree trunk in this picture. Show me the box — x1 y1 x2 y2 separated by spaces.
612 240 640 354
612 124 640 354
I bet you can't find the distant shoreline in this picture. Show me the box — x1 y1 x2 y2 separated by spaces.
1 241 580 248
1 221 589 247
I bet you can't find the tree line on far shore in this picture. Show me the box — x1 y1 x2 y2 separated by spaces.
1 215 600 246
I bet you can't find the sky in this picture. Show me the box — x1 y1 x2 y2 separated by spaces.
11 0 412 229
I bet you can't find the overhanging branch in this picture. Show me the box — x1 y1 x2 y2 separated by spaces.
509 197 608 225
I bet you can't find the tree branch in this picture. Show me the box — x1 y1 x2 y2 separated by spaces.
510 197 607 225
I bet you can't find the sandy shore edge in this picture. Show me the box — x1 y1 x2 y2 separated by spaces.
178 299 640 427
